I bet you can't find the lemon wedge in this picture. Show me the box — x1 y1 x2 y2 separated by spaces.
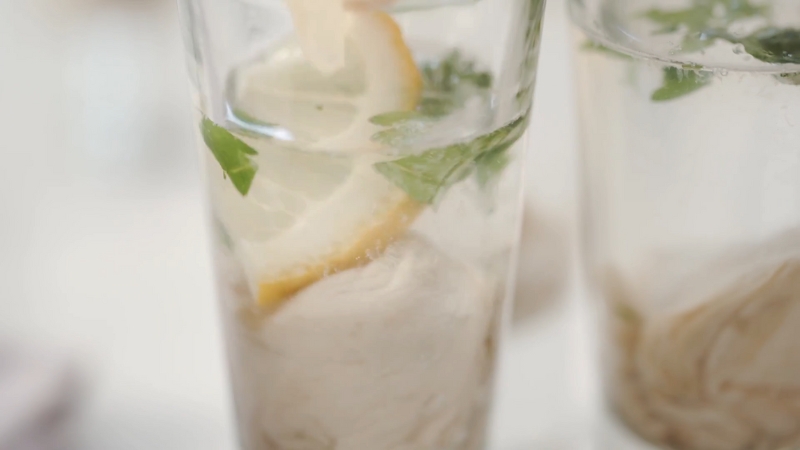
210 157 423 309
284 0 408 73
211 12 423 309
231 11 422 152
284 0 349 73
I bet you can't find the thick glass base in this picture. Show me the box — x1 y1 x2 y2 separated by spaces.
213 239 498 450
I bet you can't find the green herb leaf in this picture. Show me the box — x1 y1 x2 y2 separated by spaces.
643 5 714 35
374 115 527 204
644 0 766 34
737 28 800 64
642 0 767 56
652 66 712 101
368 50 494 149
369 111 429 126
718 0 767 21
201 116 258 196
776 72 800 85
679 31 719 52
638 1 746 103
212 216 235 250
474 143 513 188
371 125 431 148
614 302 642 325
640 0 800 68
418 50 493 117
368 51 515 202
581 41 633 59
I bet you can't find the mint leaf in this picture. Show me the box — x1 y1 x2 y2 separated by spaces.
374 115 527 204
652 66 712 101
201 116 258 196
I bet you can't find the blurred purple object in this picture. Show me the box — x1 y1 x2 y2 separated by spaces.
0 347 81 450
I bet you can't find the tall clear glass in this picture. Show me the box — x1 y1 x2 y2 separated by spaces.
177 0 545 448
571 1 800 449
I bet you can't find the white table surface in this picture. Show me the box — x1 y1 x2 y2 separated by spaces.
0 0 599 448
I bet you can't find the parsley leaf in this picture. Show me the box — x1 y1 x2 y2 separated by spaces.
421 51 492 98
369 111 429 126
374 115 527 204
416 50 492 119
644 5 714 35
474 142 513 188
776 72 800 85
644 0 766 34
737 28 800 64
652 66 712 101
581 41 633 59
370 50 493 149
368 50 520 203
640 0 780 101
642 0 767 54
201 116 258 196
641 0 800 67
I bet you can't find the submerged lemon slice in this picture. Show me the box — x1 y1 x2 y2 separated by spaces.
211 12 423 309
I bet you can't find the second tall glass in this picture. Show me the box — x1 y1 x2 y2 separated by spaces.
177 0 546 448
572 0 800 449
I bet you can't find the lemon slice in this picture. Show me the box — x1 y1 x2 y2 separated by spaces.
284 0 348 73
231 11 422 152
211 12 423 309
283 0 409 73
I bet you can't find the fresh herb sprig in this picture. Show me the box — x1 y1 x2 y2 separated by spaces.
374 114 528 204
581 41 633 59
202 51 525 203
369 50 494 148
201 116 259 196
641 0 800 101
652 66 713 101
735 27 800 64
645 1 800 66
581 40 713 102
369 50 527 204
643 0 767 53
418 50 493 117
